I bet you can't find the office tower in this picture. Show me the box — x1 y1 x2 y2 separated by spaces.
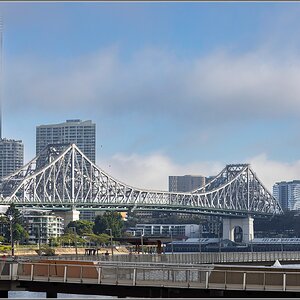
0 138 24 178
273 180 300 211
36 119 96 162
169 175 205 192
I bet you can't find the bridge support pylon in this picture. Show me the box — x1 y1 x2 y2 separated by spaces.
57 208 80 227
222 217 254 243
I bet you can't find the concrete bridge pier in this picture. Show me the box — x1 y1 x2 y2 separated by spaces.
223 216 254 243
57 208 80 227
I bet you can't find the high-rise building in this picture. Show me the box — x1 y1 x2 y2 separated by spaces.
0 138 24 178
273 180 300 211
36 119 96 162
169 175 205 192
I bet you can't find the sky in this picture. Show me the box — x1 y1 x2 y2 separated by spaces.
1 2 300 191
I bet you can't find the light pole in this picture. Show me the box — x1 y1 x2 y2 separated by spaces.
37 226 41 255
218 219 222 253
106 228 114 256
8 215 14 257
170 226 174 255
140 229 144 255
199 222 202 254
135 229 144 254
70 227 78 258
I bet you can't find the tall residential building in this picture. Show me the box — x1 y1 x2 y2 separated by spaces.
36 119 96 162
273 180 300 211
169 175 205 192
22 210 64 244
0 138 24 178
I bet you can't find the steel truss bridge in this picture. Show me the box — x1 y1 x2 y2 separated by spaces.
0 144 283 218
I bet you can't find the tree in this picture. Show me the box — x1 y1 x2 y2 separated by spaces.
254 211 300 238
67 220 94 236
85 233 110 247
93 212 124 237
4 203 28 244
5 203 21 226
57 233 86 246
14 223 29 244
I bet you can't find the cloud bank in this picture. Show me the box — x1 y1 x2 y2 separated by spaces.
102 152 300 192
5 47 300 124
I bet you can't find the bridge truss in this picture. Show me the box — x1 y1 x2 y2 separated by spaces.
0 144 283 217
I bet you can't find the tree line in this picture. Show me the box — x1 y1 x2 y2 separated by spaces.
0 204 124 246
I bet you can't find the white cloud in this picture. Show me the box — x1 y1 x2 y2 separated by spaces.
249 153 300 191
100 152 300 193
101 152 223 191
6 47 300 123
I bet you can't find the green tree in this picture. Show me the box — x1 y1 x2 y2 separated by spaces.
85 233 110 247
57 233 85 246
4 203 28 244
67 220 94 236
14 223 29 243
93 212 124 237
5 203 21 226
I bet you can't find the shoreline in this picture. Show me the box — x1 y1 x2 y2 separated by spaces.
2 246 129 257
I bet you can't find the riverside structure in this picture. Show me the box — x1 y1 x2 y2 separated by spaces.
2 252 300 298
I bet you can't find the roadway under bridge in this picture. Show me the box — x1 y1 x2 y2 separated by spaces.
0 144 283 242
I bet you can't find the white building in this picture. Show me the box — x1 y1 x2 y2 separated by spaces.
36 119 96 163
0 138 24 178
273 180 300 211
130 224 200 238
22 210 64 244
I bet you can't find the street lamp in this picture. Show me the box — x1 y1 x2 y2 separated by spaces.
218 219 222 253
8 215 14 257
69 227 78 258
199 222 202 254
280 234 284 255
140 229 144 255
170 226 174 255
106 228 114 256
135 229 144 254
36 226 41 255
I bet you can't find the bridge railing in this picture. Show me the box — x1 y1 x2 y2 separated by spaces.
2 260 300 292
47 251 300 264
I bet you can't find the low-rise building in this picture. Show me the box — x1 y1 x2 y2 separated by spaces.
128 224 200 238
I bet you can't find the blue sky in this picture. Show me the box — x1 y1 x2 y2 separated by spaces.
2 2 300 190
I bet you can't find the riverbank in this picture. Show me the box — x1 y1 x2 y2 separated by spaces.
4 246 129 256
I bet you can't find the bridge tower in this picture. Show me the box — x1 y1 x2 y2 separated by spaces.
222 217 254 243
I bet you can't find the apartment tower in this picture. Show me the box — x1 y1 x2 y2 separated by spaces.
36 119 96 162
273 180 300 211
0 138 24 178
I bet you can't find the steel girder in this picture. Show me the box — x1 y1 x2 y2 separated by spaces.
0 144 283 217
